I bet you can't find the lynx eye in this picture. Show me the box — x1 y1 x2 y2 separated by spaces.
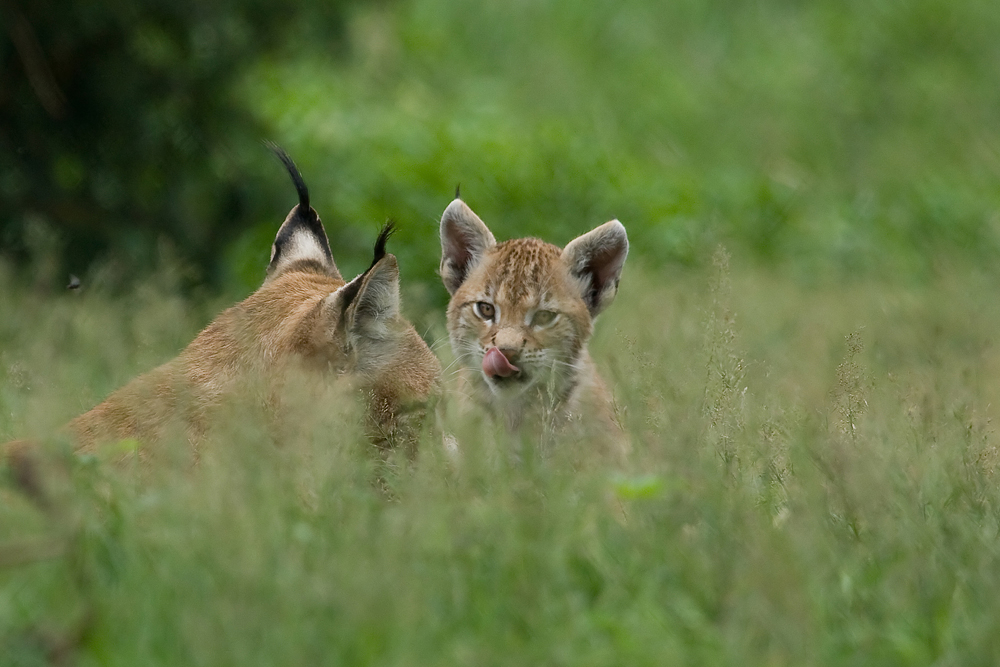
531 310 559 328
473 301 496 321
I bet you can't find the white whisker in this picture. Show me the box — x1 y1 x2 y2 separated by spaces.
429 338 453 352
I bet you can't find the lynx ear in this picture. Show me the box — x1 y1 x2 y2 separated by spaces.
324 223 399 342
265 145 340 281
439 198 496 294
345 255 400 340
561 220 629 317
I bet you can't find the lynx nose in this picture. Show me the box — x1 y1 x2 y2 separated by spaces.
483 346 520 379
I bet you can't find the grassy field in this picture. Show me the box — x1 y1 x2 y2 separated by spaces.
3 0 1000 663
2 254 1000 665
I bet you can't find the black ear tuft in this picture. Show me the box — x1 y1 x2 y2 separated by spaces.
265 141 309 211
455 184 461 199
340 222 397 316
264 143 338 280
370 221 396 271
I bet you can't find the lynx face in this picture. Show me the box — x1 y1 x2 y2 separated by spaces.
439 198 628 433
68 147 440 456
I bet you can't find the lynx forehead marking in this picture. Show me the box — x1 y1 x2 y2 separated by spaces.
486 239 562 305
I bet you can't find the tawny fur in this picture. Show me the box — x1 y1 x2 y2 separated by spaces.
69 263 440 456
439 198 628 457
6 150 440 483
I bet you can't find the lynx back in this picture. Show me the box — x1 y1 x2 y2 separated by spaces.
67 148 440 457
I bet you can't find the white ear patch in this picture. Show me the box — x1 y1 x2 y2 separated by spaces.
265 205 338 282
272 229 329 268
265 147 339 282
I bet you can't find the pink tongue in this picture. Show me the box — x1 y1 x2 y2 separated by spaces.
483 347 519 378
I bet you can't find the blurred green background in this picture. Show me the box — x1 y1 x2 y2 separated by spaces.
2 0 999 295
6 3 1000 663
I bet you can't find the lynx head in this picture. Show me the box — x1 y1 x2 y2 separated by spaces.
263 146 440 450
439 197 627 410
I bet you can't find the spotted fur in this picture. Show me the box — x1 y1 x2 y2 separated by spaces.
439 197 628 451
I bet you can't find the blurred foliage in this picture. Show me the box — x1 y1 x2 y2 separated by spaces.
4 259 1000 664
240 0 1000 297
0 0 362 287
2 0 999 295
4 4 1000 661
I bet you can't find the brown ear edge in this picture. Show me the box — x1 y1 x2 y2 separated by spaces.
439 198 496 294
562 220 629 316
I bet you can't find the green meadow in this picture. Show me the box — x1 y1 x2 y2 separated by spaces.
3 0 1000 664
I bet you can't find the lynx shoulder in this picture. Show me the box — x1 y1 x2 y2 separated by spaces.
65 148 440 457
438 197 627 451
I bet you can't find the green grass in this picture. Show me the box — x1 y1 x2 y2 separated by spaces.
3 253 1000 665
4 0 1000 662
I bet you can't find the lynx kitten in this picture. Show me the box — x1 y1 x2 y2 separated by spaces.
439 197 628 450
